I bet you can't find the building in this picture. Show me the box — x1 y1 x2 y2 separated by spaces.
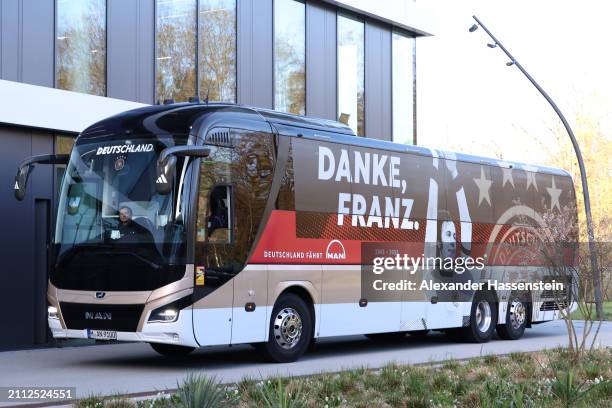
0 0 433 350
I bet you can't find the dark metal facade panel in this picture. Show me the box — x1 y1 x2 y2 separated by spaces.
0 0 53 86
108 0 155 104
306 1 337 121
237 0 273 108
365 21 392 141
0 126 55 350
0 0 20 81
21 0 54 87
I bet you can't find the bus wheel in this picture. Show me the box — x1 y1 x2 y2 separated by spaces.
457 291 498 343
262 293 313 363
149 343 195 357
497 294 528 340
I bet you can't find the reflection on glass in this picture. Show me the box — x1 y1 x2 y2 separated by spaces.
195 131 274 281
56 0 106 96
274 0 306 115
156 0 197 102
199 0 236 102
338 14 364 136
55 135 76 155
392 32 416 145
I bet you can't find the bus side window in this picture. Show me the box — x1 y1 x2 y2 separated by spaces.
207 185 232 243
276 141 295 211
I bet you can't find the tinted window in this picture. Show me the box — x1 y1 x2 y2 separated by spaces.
276 139 295 211
392 31 415 145
55 0 106 95
51 138 191 291
274 0 306 115
198 0 237 102
338 14 365 136
195 130 275 286
156 0 197 102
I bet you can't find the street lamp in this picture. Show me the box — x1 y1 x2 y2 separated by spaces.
469 15 604 320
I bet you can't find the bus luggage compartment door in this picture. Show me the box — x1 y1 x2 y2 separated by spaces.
192 280 233 346
230 265 268 344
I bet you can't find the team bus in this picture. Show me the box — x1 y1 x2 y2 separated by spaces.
14 103 576 362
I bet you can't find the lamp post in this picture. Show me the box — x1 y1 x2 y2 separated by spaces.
469 15 603 319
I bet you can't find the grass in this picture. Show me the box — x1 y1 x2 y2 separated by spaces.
72 347 611 408
570 301 612 321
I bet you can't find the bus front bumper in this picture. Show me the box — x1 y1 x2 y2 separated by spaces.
48 308 198 347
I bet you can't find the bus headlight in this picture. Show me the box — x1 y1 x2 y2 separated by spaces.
48 306 59 320
148 307 179 323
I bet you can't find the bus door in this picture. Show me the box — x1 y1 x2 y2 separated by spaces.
229 129 274 344
192 143 235 346
192 129 275 346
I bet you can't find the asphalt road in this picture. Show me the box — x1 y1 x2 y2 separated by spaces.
0 320 610 405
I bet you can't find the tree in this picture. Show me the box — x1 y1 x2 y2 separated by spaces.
542 112 611 303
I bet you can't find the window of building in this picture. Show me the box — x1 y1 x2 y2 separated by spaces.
337 14 365 136
55 0 106 96
54 134 76 208
198 0 237 102
392 31 416 145
156 0 197 103
274 0 306 115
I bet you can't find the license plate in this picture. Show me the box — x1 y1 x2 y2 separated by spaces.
87 329 117 340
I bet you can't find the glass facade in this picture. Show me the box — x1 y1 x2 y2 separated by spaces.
392 31 416 145
52 1 414 141
274 0 306 115
198 0 237 102
337 14 365 136
55 0 106 96
156 0 197 102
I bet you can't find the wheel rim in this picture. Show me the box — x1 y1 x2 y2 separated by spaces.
475 300 492 333
273 307 303 350
509 299 526 330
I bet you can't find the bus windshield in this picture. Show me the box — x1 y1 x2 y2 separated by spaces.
52 138 190 291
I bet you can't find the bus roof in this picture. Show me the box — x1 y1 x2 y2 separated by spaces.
77 102 570 178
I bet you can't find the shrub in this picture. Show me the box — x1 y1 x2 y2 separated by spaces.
175 374 226 408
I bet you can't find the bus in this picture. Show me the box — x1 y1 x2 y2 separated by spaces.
14 103 576 362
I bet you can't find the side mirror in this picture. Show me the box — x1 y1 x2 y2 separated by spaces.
14 165 32 201
156 146 210 195
14 154 69 201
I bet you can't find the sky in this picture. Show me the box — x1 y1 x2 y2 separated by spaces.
416 0 612 164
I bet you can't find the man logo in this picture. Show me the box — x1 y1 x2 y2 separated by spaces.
95 292 106 299
325 239 346 260
84 312 112 320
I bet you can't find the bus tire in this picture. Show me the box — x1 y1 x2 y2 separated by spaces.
261 293 313 363
497 294 528 340
458 291 498 343
149 343 195 357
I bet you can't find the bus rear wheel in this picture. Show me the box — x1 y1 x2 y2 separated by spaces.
150 343 195 357
497 294 528 340
260 293 313 363
453 291 498 343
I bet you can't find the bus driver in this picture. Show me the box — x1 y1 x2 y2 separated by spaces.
116 206 151 242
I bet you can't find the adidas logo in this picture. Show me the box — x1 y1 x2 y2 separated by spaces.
156 174 168 184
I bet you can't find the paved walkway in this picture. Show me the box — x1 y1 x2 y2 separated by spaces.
0 320 609 406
